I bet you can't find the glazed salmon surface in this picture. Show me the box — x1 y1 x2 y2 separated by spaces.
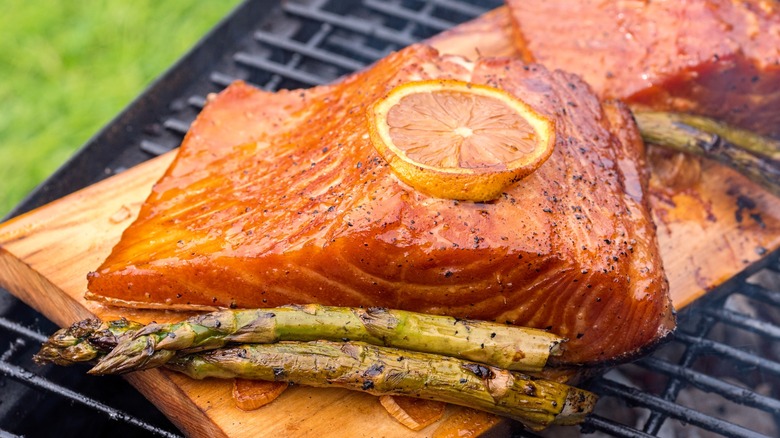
508 0 780 138
87 45 675 365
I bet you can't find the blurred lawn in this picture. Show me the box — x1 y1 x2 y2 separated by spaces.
0 0 242 217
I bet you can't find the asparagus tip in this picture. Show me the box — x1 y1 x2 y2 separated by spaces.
35 318 145 368
33 319 105 366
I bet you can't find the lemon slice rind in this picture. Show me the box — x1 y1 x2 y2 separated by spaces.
367 80 556 202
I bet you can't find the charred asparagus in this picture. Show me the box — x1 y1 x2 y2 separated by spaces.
36 305 563 375
635 111 780 197
35 310 594 429
92 304 563 374
165 340 596 431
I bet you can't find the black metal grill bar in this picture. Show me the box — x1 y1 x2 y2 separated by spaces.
282 1 417 46
641 345 701 433
0 316 48 344
162 119 192 136
637 357 780 415
642 312 720 435
674 332 780 376
304 21 334 48
234 52 326 86
701 307 780 340
263 74 284 91
188 95 207 109
254 29 367 71
593 379 771 438
430 0 488 17
0 360 182 438
740 282 780 307
242 17 339 89
326 34 390 63
210 71 244 88
363 0 453 32
140 140 173 157
583 415 658 438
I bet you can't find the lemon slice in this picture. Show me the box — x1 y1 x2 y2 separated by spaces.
367 79 555 201
378 395 445 431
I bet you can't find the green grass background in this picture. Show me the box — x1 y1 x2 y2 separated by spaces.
0 1 242 217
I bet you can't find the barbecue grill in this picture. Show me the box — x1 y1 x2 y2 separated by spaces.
2 1 779 436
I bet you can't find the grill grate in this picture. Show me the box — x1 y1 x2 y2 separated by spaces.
579 260 780 438
2 0 779 436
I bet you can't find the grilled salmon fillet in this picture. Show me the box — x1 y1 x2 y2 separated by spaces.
86 45 674 365
507 0 780 138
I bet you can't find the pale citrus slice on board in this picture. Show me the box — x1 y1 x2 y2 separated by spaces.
379 395 446 431
367 79 555 201
232 379 288 411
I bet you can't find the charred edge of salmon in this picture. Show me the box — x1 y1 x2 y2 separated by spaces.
548 325 677 386
626 321 675 363
549 321 676 370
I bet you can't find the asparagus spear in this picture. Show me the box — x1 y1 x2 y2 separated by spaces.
638 112 780 161
88 304 563 375
634 111 780 197
165 340 596 431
